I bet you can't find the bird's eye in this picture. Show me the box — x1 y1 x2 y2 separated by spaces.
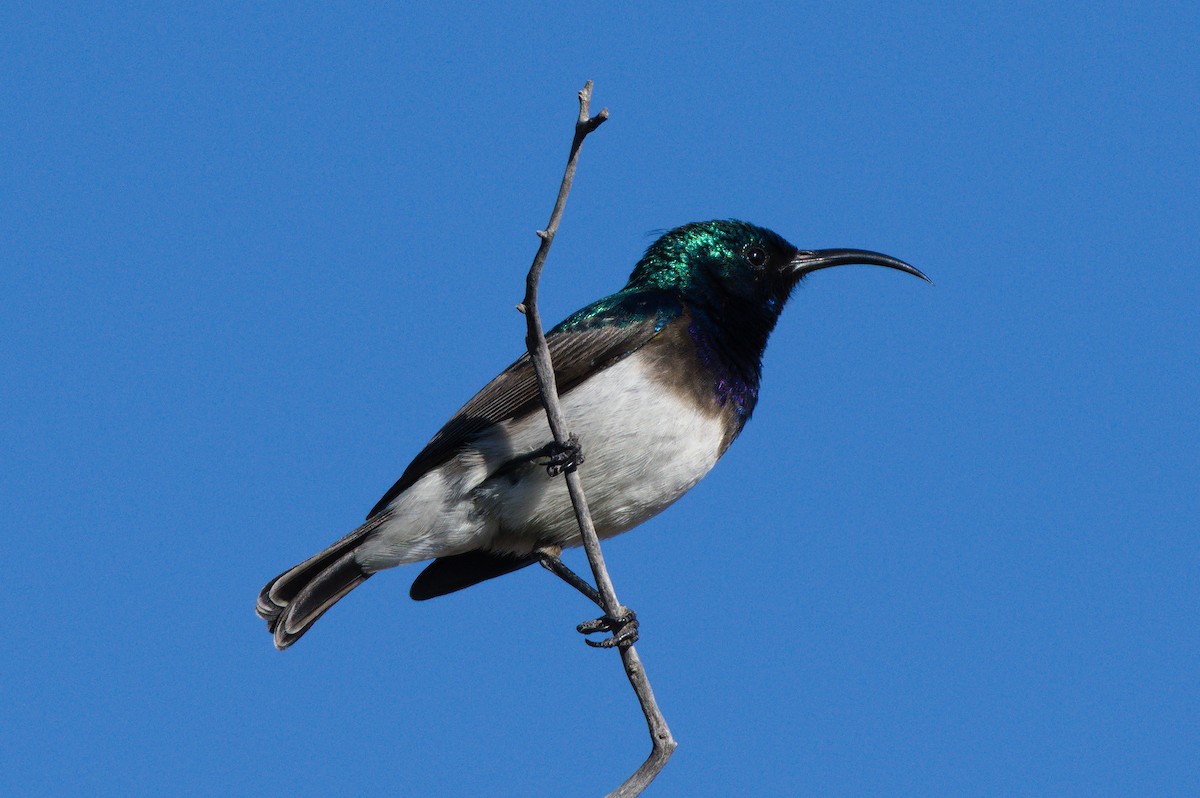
744 245 769 268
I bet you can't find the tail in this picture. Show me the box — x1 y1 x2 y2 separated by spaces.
257 523 376 650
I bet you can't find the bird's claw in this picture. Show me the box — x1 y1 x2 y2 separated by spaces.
577 608 638 648
539 434 585 477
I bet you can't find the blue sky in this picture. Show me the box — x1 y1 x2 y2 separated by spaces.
3 3 1197 796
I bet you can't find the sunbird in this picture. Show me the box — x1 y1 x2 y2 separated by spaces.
258 220 927 649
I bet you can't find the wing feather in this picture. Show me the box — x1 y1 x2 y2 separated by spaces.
366 291 681 519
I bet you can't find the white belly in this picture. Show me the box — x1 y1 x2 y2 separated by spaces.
355 352 724 570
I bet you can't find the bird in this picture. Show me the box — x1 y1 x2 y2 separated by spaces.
257 219 928 650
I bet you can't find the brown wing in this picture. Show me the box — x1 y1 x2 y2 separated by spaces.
366 301 677 520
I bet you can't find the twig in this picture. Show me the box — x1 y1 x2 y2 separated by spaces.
519 81 677 797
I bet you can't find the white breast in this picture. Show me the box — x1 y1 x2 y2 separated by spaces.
476 351 725 553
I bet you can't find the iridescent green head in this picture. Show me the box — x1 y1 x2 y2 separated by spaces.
628 220 797 300
627 219 928 314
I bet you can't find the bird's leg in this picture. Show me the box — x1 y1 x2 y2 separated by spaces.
528 434 585 476
537 546 639 648
537 545 602 605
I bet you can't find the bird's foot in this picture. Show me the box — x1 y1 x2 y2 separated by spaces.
537 548 636 648
535 434 585 477
577 608 639 648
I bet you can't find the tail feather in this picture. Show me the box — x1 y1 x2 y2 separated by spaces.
257 523 375 650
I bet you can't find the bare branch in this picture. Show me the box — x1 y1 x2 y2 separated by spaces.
519 81 677 797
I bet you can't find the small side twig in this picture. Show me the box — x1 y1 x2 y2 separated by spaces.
520 81 677 797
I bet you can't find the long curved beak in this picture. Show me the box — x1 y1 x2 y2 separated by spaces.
789 248 931 284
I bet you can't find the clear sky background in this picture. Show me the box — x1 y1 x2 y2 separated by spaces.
3 4 1197 797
